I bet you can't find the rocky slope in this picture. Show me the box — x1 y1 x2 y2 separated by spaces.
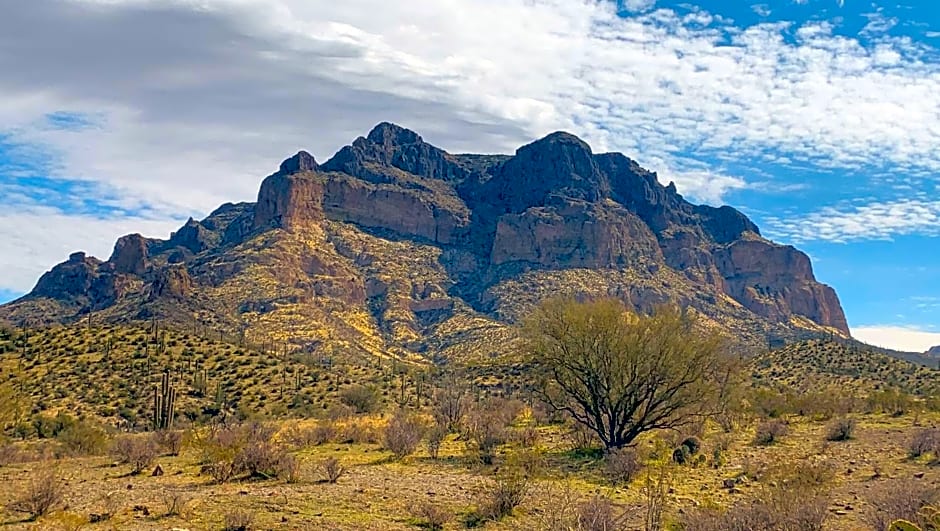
0 123 849 359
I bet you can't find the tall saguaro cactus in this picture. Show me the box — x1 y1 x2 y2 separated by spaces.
153 370 176 430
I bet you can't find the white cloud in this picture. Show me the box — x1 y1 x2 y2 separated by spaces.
0 208 181 293
620 0 656 13
853 325 940 353
764 200 940 242
861 11 898 35
2 0 940 289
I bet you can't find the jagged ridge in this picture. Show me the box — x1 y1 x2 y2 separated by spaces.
0 122 849 359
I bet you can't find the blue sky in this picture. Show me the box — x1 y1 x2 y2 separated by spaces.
0 0 938 351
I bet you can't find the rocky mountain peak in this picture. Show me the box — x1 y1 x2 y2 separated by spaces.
484 131 609 213
168 217 215 254
927 345 940 356
322 122 467 183
278 150 318 175
109 234 150 276
366 122 423 147
253 172 325 231
31 252 101 301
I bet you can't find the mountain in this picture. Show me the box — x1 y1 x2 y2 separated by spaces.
927 345 940 357
0 123 849 359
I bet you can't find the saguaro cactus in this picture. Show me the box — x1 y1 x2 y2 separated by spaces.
152 370 176 430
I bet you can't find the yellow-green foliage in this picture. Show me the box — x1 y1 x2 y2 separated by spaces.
0 324 427 428
750 339 940 396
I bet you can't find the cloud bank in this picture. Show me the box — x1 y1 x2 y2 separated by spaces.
1 0 940 293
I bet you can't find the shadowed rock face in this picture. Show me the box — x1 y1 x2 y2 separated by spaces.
31 252 102 301
3 122 851 346
927 346 940 357
109 234 150 276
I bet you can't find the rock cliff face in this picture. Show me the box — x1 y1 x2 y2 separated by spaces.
1 122 851 355
253 171 325 230
927 346 940 357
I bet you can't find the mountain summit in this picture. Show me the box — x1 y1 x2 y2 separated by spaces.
0 124 849 358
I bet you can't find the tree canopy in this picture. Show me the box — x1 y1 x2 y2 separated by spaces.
524 298 738 450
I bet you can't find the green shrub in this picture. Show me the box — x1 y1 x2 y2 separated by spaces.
672 445 691 465
56 420 109 456
681 436 702 455
338 385 380 414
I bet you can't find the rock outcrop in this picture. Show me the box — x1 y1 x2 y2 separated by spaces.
714 239 848 333
149 265 193 300
490 198 660 268
109 234 150 276
1 122 852 352
927 345 940 357
31 252 102 302
253 172 325 231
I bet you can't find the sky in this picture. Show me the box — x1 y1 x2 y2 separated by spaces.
0 0 938 352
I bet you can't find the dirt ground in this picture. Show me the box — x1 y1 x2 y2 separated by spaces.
1 412 938 530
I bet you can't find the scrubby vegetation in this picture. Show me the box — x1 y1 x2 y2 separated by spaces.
1 302 940 528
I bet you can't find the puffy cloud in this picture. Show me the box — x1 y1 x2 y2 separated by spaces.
764 200 940 242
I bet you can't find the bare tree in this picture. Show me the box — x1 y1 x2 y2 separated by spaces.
525 298 737 450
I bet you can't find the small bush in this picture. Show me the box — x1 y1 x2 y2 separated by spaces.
426 424 447 459
153 430 183 455
56 420 109 456
464 401 512 465
825 417 856 441
111 435 159 474
431 382 469 432
337 420 382 444
409 500 453 530
384 410 425 459
672 446 691 465
9 469 65 520
680 436 702 455
0 442 24 466
512 427 540 447
474 471 528 522
339 384 380 414
161 490 191 518
863 478 940 531
908 428 940 458
275 453 302 483
235 440 285 479
319 456 345 483
681 485 829 531
577 495 630 531
754 419 788 445
223 508 254 530
603 448 642 486
282 422 334 447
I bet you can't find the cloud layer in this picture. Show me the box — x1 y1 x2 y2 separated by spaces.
766 200 940 243
2 0 940 293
